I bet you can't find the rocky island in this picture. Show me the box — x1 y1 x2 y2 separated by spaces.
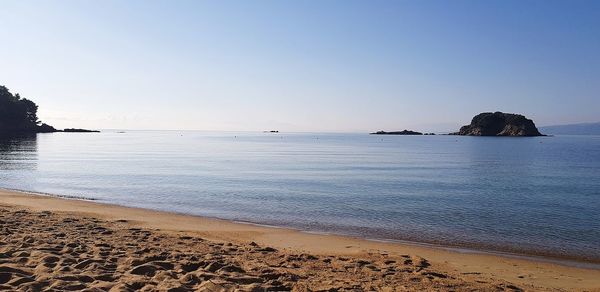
0 85 99 136
371 130 423 135
452 112 544 136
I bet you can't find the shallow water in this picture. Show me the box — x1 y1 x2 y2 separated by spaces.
1 131 599 262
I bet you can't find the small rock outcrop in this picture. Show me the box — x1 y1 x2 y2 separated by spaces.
371 130 423 135
62 128 100 133
453 112 544 136
37 123 58 133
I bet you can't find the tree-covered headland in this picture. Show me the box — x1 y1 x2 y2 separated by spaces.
0 85 56 135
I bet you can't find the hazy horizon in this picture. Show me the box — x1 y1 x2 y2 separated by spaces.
2 0 599 132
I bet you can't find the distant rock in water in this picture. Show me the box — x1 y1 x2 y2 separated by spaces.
371 130 423 135
452 112 544 136
62 128 100 133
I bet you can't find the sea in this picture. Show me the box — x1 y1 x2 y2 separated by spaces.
1 131 599 264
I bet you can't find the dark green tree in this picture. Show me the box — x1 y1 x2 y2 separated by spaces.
0 85 54 134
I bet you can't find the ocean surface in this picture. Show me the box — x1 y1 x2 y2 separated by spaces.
1 131 599 263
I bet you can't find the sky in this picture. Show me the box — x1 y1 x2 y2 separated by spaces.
1 0 599 132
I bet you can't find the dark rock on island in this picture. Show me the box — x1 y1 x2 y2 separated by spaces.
452 112 544 136
37 123 58 133
371 130 423 135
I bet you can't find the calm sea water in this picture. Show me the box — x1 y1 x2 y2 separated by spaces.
1 131 599 263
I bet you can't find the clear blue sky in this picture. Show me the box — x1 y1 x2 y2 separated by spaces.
1 0 598 132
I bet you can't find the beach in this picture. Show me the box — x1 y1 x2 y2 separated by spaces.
1 189 598 291
2 0 599 290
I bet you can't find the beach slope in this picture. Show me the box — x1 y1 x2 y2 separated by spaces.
0 189 598 291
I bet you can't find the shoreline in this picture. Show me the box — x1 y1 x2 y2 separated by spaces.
230 218 600 271
230 218 600 270
1 188 600 290
5 187 598 269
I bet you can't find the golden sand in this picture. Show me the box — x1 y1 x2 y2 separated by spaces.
1 189 599 291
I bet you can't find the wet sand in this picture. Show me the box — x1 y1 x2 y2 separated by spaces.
1 189 599 291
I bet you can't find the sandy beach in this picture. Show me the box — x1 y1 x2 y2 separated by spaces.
0 189 599 291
